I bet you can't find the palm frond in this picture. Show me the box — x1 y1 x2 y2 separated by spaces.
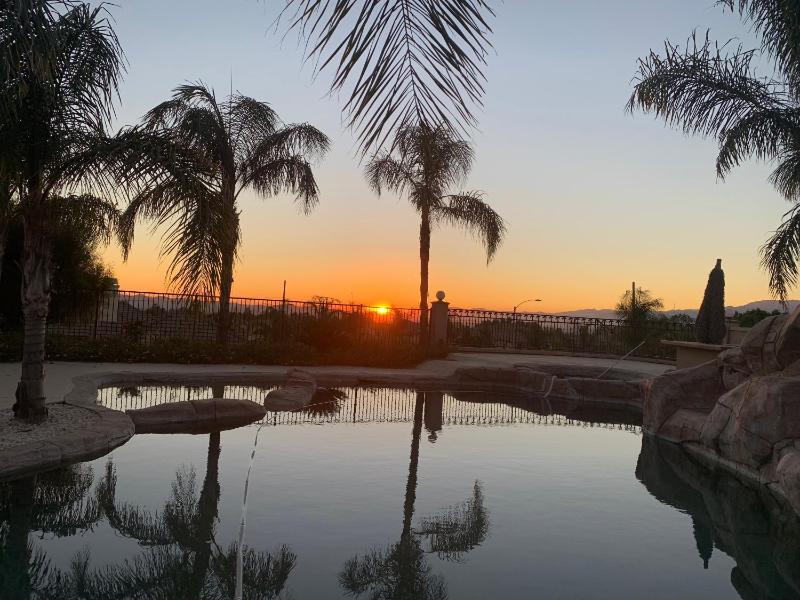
246 156 321 214
437 191 505 262
715 106 800 178
229 95 279 160
396 123 474 192
49 193 120 248
628 33 786 140
364 152 415 197
762 203 800 302
278 0 495 153
719 0 800 92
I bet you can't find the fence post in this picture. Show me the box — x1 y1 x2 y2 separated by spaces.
429 291 449 352
92 289 101 340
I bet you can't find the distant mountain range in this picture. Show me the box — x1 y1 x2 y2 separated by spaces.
554 300 800 320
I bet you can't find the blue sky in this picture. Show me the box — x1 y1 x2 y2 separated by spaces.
105 0 787 311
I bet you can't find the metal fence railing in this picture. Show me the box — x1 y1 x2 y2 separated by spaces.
46 289 422 347
447 309 695 360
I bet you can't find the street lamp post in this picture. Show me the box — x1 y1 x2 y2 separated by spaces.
512 298 542 349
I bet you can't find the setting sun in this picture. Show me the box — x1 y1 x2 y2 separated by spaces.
374 305 391 315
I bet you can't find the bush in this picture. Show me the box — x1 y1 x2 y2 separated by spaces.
734 309 781 328
0 331 427 368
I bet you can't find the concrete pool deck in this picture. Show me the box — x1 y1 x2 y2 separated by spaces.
0 352 673 410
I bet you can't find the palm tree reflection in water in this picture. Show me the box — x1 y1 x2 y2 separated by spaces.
340 392 489 599
94 431 295 599
0 430 295 597
0 466 102 598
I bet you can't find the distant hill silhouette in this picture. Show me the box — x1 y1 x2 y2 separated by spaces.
555 300 800 320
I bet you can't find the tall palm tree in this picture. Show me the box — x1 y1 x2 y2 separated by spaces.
120 83 330 344
366 123 505 344
278 0 495 154
0 0 125 421
339 393 488 598
627 1 800 302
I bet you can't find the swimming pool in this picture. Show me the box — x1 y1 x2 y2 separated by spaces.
1 386 796 599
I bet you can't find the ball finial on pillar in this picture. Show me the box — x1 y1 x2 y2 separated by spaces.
436 290 446 302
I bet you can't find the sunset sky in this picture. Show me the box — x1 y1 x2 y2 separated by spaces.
102 0 788 312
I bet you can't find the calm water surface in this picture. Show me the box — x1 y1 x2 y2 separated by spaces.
1 386 798 599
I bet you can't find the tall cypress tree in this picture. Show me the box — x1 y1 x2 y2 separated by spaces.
696 259 726 344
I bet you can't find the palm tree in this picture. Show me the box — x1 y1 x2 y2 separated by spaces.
278 0 495 154
366 123 505 345
0 0 125 421
627 1 800 302
339 392 488 599
120 83 330 344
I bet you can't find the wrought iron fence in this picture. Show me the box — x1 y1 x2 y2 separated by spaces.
448 309 695 360
46 289 421 347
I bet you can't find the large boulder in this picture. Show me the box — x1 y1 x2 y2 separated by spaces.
264 369 317 411
643 360 725 435
128 398 266 434
740 307 800 375
700 375 800 469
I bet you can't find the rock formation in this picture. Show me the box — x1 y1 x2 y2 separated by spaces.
644 306 800 515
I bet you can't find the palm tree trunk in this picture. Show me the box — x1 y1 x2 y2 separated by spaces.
419 208 431 347
216 196 238 346
189 431 221 598
14 206 51 423
217 249 234 345
0 220 7 287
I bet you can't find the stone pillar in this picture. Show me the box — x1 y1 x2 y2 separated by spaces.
99 278 119 322
429 291 449 351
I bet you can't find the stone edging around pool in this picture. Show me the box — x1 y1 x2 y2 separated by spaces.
2 361 651 481
0 402 134 481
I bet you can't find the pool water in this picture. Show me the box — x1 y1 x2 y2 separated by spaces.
1 386 798 599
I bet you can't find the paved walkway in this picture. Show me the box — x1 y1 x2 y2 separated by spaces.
0 352 673 410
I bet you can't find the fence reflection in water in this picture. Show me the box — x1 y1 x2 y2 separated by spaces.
96 385 642 433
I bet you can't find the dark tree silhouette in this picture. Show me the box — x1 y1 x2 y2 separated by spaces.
695 259 726 344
